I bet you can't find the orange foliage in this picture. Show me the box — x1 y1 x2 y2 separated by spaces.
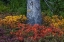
10 23 63 41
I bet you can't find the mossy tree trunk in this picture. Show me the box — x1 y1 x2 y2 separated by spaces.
27 0 42 25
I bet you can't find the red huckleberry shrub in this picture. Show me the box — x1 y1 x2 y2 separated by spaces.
10 23 63 41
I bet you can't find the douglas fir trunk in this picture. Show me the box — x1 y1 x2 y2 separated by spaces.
27 0 42 25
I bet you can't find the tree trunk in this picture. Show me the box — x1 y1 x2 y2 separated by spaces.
27 0 42 25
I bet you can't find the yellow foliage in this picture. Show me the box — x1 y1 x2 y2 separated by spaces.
43 15 64 28
0 15 27 28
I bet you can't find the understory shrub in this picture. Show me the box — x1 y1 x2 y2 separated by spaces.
0 15 64 42
10 23 63 42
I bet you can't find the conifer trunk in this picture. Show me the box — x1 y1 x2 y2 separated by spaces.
27 0 42 25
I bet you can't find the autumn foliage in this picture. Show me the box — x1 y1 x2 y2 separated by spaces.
0 15 64 42
0 15 27 28
10 23 63 41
